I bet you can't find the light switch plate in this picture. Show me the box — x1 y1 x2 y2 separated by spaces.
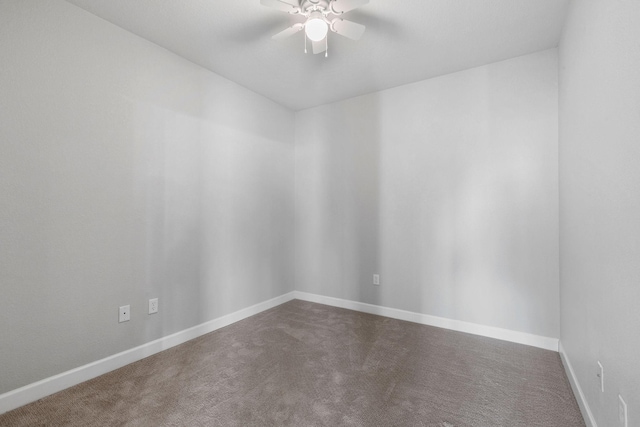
373 274 380 286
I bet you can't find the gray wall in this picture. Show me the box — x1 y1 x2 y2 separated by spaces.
0 0 295 394
559 0 640 425
295 49 560 339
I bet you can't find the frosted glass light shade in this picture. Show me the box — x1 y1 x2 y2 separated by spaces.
305 18 328 42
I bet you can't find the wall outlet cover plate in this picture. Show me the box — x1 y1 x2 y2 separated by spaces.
149 298 158 314
119 305 130 323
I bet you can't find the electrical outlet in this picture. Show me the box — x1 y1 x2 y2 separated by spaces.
119 305 130 323
373 274 380 286
597 361 604 392
619 395 628 427
148 298 158 314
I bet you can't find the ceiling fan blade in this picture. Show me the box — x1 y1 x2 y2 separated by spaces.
278 0 300 5
261 0 296 13
331 0 369 14
331 19 366 40
312 40 327 55
272 23 303 40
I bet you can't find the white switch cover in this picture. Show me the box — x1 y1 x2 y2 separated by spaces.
597 361 604 392
619 394 628 427
149 298 158 314
119 305 130 323
373 274 380 286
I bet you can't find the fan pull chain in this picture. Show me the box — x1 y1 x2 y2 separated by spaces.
325 36 328 58
304 34 307 54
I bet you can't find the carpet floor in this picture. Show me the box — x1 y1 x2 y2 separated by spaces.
0 300 585 426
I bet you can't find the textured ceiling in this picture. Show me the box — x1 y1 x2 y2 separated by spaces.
65 0 570 111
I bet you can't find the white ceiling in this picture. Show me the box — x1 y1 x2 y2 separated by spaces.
65 0 570 111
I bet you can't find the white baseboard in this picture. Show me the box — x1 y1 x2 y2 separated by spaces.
293 291 559 352
0 291 296 415
559 341 597 427
0 290 561 416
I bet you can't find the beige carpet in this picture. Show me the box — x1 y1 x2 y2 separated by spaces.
0 300 585 426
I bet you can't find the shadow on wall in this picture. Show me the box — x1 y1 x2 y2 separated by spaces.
131 103 204 340
130 77 296 344
375 68 558 335
296 50 559 338
340 96 383 307
294 90 384 307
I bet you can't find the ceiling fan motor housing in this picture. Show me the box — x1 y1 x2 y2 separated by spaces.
301 0 331 14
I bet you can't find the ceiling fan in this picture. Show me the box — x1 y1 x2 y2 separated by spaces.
260 0 369 56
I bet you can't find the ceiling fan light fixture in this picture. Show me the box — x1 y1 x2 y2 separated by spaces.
263 0 369 53
305 15 329 42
